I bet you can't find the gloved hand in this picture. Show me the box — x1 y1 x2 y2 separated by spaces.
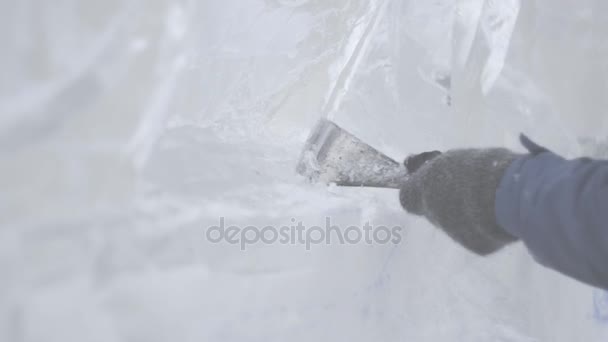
400 146 522 255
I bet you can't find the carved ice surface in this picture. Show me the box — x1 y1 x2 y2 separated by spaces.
1 1 607 341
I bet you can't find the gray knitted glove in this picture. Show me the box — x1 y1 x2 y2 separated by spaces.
400 147 521 255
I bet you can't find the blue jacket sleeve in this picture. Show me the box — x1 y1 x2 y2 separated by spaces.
495 143 608 290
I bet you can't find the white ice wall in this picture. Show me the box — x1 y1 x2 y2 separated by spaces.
1 1 608 341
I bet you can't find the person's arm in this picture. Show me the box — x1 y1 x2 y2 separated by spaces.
399 135 608 290
496 148 608 289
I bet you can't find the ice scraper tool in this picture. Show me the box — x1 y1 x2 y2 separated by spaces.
296 119 409 189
